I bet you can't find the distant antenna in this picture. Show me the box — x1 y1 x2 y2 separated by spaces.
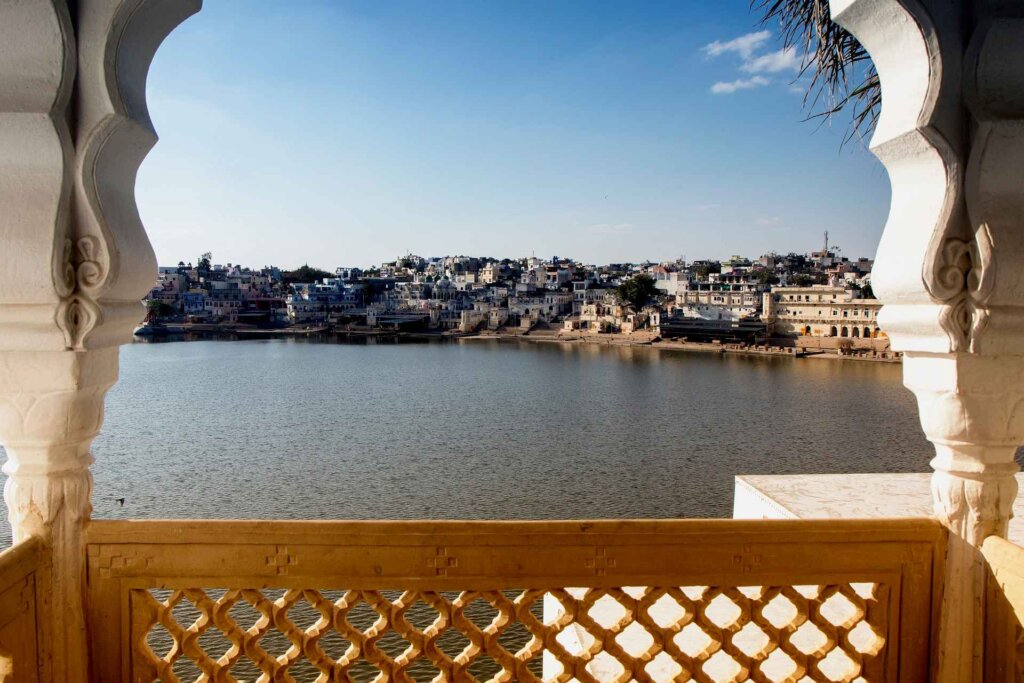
824 230 829 255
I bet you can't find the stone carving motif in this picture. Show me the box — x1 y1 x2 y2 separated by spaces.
930 232 997 353
264 546 298 576
584 546 616 576
932 238 974 351
931 469 1018 546
74 237 105 293
426 547 457 576
3 472 93 545
55 296 101 351
54 236 107 350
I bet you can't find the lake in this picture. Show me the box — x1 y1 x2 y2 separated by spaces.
0 339 936 546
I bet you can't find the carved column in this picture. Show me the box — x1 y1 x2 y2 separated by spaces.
832 0 1024 680
0 1 199 680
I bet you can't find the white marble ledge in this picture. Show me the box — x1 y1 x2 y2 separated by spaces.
733 472 1024 547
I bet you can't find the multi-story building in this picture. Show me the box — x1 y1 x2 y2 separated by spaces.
182 291 206 316
652 270 689 297
675 276 764 321
764 285 883 339
286 281 360 323
479 262 502 284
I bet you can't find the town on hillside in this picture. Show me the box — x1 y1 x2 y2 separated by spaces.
140 241 895 361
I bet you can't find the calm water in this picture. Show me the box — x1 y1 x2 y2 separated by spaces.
0 338 934 546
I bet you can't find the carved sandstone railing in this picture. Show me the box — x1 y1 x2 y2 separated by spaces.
0 538 48 682
982 535 1024 682
84 518 943 682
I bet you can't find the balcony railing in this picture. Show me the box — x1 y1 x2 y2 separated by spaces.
982 536 1024 681
0 537 47 682
82 518 944 682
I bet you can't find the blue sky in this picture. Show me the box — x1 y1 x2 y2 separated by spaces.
138 0 890 269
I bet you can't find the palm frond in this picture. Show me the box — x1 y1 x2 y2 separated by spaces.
752 0 881 146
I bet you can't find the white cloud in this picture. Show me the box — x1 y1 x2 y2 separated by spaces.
741 47 801 74
757 217 783 226
701 31 771 60
710 76 770 95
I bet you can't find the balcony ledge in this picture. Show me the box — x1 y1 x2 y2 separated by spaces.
734 472 1024 546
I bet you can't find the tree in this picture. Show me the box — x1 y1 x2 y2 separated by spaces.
755 268 779 286
284 264 332 283
197 252 212 273
617 274 658 310
752 0 879 145
793 273 815 287
359 282 375 304
693 262 720 281
861 283 875 299
145 299 173 320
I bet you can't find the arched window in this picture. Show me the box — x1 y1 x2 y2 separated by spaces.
829 326 838 337
841 327 849 337
852 327 860 337
864 327 872 338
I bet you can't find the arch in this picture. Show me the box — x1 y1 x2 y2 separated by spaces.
852 327 860 337
864 327 872 338
803 325 811 335
830 326 838 337
841 327 849 337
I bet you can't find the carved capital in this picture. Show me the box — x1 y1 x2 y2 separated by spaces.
0 348 116 536
901 352 1024 541
3 471 93 546
931 470 1017 545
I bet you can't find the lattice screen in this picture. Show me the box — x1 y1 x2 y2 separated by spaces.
135 583 887 682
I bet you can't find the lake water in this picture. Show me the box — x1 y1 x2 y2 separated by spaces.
0 338 936 547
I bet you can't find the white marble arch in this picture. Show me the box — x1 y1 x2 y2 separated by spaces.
831 1 1024 680
0 1 200 680
1 0 1024 679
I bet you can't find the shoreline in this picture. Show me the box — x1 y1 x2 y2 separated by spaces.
136 324 899 364
459 331 900 363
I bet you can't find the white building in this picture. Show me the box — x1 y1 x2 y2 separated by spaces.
676 280 763 321
764 285 883 339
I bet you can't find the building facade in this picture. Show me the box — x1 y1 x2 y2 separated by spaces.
764 285 883 339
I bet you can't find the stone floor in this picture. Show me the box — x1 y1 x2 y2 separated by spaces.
733 472 1024 546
